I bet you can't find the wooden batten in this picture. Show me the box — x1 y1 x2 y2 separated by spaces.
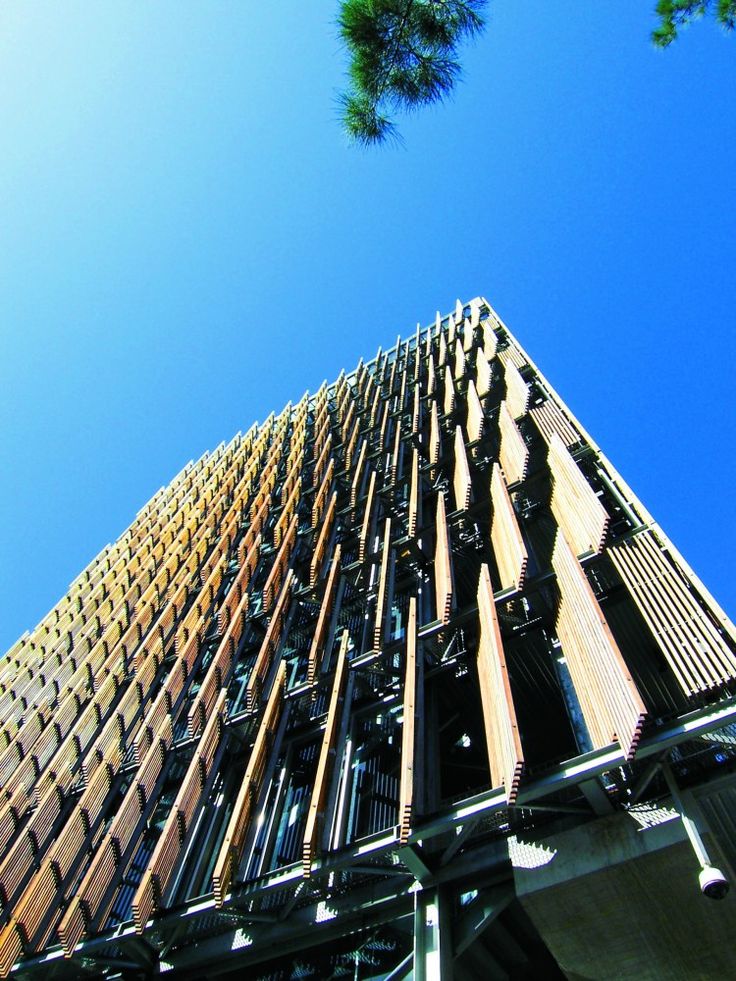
548 433 609 556
429 400 442 470
302 631 350 875
372 519 392 653
212 662 286 907
453 426 472 512
552 532 646 760
476 565 524 803
490 464 528 593
498 401 529 486
434 493 453 625
609 532 736 695
503 360 530 420
399 598 417 843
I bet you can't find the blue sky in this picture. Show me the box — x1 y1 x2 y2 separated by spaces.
1 2 735 652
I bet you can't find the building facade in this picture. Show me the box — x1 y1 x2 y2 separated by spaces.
1 298 736 979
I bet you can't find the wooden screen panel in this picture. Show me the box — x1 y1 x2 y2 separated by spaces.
307 545 342 685
498 401 529 486
247 570 294 711
412 385 421 435
443 365 456 417
350 440 368 512
453 426 472 513
490 464 528 593
427 352 436 398
466 379 484 445
310 492 338 589
372 519 392 653
482 320 498 361
609 532 736 695
408 449 420 540
530 399 581 449
302 631 350 876
391 418 402 484
438 330 447 369
463 316 474 353
548 433 609 556
133 690 227 932
212 661 286 907
454 343 466 381
312 458 335 528
398 598 417 844
434 493 453 625
476 565 524 803
429 401 442 468
552 531 646 760
504 360 529 420
358 471 377 564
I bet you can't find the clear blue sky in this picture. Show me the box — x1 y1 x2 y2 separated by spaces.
1 2 734 652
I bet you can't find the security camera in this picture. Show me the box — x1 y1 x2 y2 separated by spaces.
699 866 730 900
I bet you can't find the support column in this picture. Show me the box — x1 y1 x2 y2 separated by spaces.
413 885 453 980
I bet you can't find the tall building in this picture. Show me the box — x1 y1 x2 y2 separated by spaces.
1 298 736 980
